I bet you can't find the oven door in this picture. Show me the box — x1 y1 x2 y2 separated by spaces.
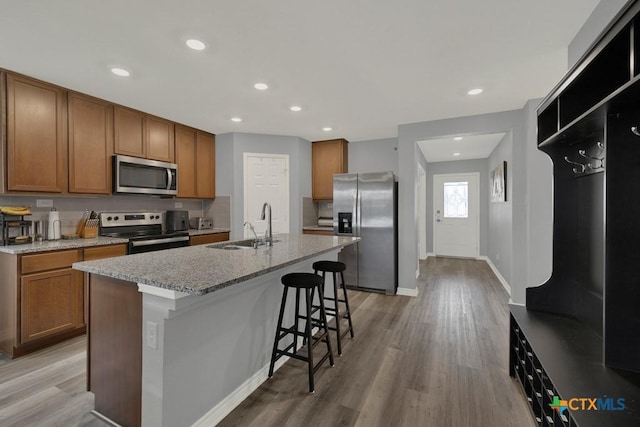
114 155 178 196
128 235 190 254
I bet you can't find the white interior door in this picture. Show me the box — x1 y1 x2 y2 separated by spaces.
244 153 289 238
433 173 479 258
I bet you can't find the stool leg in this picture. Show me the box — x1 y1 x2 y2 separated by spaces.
293 287 300 354
317 284 335 368
332 271 343 355
269 286 289 378
305 287 315 393
341 271 355 338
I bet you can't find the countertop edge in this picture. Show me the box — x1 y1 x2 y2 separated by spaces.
74 235 358 296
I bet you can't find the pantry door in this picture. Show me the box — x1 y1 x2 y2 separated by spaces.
243 153 289 239
433 173 479 258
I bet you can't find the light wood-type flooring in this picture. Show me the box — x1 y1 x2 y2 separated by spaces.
0 257 535 426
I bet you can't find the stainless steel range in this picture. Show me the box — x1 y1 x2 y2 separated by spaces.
99 212 190 254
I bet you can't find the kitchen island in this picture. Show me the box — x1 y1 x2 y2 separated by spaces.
73 233 358 427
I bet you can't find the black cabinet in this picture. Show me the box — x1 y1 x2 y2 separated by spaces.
518 1 640 425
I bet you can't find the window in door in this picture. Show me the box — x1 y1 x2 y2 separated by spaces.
443 181 468 218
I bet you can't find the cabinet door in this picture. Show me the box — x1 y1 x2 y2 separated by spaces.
6 73 67 192
20 268 83 344
114 106 145 158
68 93 113 194
175 125 197 198
312 139 348 200
146 115 175 162
196 131 215 198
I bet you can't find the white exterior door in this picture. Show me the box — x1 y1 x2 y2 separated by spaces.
244 153 289 238
433 173 479 258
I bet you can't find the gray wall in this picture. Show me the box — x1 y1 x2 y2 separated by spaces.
487 132 514 286
424 158 489 256
568 0 629 67
215 132 312 238
348 138 399 174
397 109 524 294
524 99 553 292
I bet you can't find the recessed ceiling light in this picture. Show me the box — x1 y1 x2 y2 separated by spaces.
231 117 242 122
467 88 483 96
454 137 463 141
453 152 461 156
322 127 332 132
290 105 302 112
186 39 206 51
111 68 130 77
254 83 268 90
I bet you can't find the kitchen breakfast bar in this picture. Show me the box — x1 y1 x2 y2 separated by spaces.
73 233 358 427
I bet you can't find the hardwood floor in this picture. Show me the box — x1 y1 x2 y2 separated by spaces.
0 257 535 427
0 336 106 427
219 257 535 427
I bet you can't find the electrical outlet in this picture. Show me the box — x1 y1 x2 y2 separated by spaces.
327 203 333 209
36 199 53 208
175 202 183 208
146 321 158 349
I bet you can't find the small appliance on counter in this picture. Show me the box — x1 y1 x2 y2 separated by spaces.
166 210 189 233
189 217 213 230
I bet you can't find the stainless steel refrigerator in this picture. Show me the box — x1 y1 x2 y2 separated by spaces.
333 172 398 294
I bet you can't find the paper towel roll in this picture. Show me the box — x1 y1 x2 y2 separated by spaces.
48 209 61 240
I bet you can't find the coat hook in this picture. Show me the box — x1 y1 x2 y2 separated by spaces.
597 141 604 150
578 149 604 169
564 156 585 174
631 126 640 137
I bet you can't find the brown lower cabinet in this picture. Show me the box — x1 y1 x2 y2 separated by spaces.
0 243 127 358
190 232 230 246
302 229 333 236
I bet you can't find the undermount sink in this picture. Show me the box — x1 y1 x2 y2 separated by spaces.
208 238 280 250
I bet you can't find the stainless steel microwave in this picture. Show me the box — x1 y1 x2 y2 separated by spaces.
113 155 178 196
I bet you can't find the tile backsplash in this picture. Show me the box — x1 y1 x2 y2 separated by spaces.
0 194 231 236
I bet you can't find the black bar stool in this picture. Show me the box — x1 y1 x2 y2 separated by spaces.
312 261 355 356
268 272 334 393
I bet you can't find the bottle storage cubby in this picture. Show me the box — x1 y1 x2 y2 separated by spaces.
510 307 640 427
510 314 574 427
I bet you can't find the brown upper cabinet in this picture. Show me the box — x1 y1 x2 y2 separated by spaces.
114 107 175 163
175 125 215 199
312 139 348 200
68 93 113 194
5 73 67 193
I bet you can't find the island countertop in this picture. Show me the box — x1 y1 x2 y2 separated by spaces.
73 233 358 296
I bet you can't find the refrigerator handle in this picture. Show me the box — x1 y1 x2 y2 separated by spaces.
356 187 361 237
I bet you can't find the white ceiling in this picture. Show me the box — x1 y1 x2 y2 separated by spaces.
0 0 599 143
418 133 507 163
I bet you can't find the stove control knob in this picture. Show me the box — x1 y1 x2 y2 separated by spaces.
155 215 160 219
106 216 112 221
114 216 119 221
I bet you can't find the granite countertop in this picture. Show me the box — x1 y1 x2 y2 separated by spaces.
73 233 358 296
0 236 129 255
302 226 334 232
188 228 231 236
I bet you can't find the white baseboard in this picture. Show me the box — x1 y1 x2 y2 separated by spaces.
396 287 419 297
478 256 511 296
425 252 436 258
416 268 420 279
509 299 525 306
192 356 289 427
191 321 331 427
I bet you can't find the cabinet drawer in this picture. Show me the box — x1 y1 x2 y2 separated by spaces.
190 233 229 246
84 244 128 261
21 249 82 275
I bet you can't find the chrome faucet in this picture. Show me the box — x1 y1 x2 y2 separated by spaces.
260 202 273 246
243 221 258 241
